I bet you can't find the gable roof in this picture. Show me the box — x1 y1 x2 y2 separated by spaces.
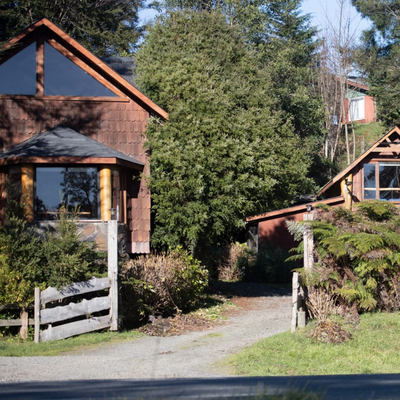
3 18 168 120
0 126 144 169
319 126 400 196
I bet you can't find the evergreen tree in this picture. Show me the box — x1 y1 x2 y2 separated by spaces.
0 0 143 56
353 0 400 126
135 11 315 252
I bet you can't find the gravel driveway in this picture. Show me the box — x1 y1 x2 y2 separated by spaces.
0 284 291 382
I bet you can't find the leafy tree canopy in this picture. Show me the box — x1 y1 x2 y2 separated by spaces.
353 0 400 126
0 0 143 56
135 11 316 252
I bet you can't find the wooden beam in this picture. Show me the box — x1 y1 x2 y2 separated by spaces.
371 145 400 153
100 167 112 221
21 164 34 223
36 39 44 96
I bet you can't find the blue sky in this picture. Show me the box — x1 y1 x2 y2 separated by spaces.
139 0 372 41
301 0 371 40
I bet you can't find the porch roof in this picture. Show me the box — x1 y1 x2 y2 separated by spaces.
0 126 144 169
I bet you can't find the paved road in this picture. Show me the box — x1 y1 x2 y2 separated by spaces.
2 374 400 399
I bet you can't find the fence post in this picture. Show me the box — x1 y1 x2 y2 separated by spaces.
20 308 28 340
303 212 314 271
108 219 118 331
34 287 40 343
291 272 299 332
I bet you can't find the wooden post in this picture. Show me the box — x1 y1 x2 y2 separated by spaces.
108 219 118 331
340 174 353 210
20 308 28 340
291 272 299 332
303 213 314 271
34 287 40 343
100 167 112 221
21 165 34 223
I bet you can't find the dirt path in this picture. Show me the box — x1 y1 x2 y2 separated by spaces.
0 284 291 382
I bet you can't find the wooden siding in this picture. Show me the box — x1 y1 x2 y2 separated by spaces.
0 97 151 253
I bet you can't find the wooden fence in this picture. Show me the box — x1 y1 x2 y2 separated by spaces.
0 220 119 342
34 276 113 343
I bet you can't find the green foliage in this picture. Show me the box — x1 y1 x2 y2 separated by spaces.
294 201 400 315
136 10 317 252
119 248 209 323
0 0 142 56
0 204 104 307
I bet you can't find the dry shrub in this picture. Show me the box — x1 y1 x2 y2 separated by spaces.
309 320 352 344
119 248 208 325
217 242 248 282
306 287 338 322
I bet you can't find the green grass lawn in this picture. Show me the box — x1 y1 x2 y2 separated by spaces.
224 312 400 376
0 329 144 357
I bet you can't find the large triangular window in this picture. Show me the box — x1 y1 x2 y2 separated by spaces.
0 42 37 95
44 43 117 97
0 41 120 98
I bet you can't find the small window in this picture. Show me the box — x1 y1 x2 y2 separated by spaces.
364 163 376 200
36 166 99 219
349 97 365 121
379 163 400 201
0 42 37 95
44 42 118 97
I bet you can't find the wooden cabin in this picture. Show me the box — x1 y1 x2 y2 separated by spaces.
247 126 400 252
0 18 168 254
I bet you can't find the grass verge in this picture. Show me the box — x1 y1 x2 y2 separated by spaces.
0 329 144 357
224 312 400 376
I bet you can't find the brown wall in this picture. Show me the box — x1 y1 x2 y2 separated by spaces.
0 97 151 253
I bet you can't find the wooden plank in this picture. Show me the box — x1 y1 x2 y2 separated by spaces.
40 296 111 324
41 277 110 305
108 220 118 331
40 315 111 342
34 287 40 343
0 319 35 327
371 145 400 153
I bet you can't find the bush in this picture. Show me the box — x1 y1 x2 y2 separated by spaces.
245 243 297 283
0 206 105 308
293 201 400 318
119 248 209 324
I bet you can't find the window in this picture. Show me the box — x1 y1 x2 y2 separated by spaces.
0 41 119 97
0 42 37 95
349 97 365 121
44 43 117 97
36 167 99 219
364 162 400 201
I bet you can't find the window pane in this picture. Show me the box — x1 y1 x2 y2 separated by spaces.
0 42 36 95
36 167 99 219
36 167 65 216
380 190 400 201
379 163 400 189
364 189 376 200
364 164 376 188
63 167 99 218
44 42 117 97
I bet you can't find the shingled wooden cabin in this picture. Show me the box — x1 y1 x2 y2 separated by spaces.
247 126 400 252
0 18 168 254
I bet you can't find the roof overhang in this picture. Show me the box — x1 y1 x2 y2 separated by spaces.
246 196 345 224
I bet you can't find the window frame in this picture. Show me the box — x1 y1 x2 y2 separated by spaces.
363 161 400 202
0 39 128 101
35 165 101 221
